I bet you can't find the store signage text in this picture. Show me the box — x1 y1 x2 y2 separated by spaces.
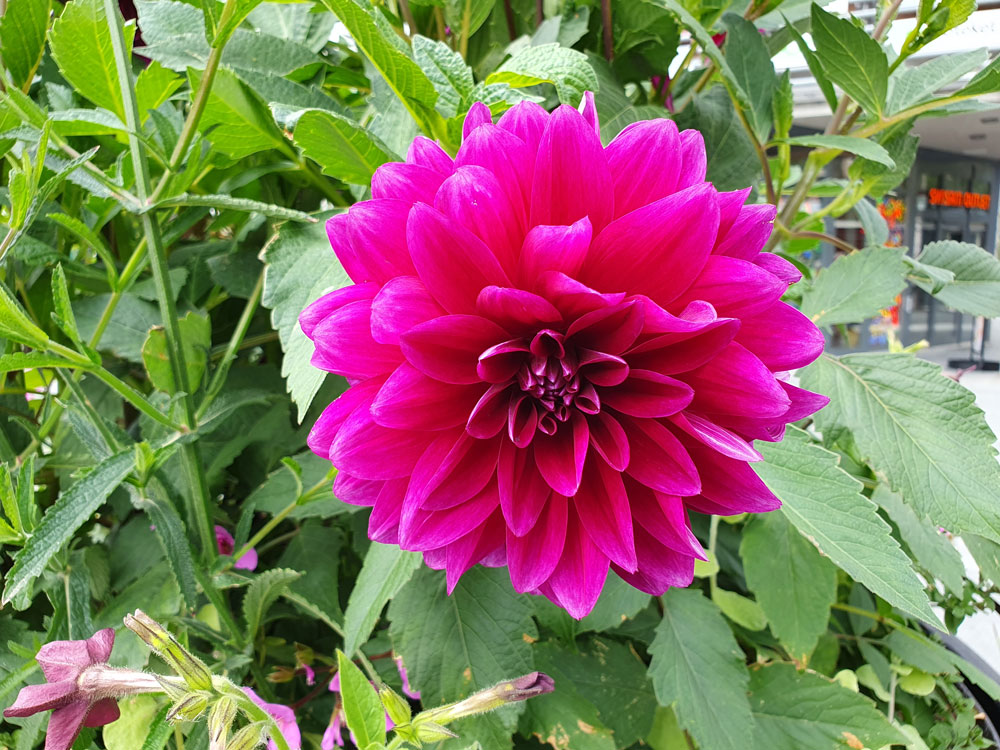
928 188 991 210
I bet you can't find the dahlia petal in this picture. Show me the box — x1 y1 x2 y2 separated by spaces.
780 380 830 422
477 287 563 333
43 700 89 750
369 479 408 543
668 412 762 461
588 411 630 471
399 480 500 550
670 255 785 318
579 183 719 305
420 434 501 511
530 105 613 232
605 119 682 217
347 200 416 281
456 124 534 222
370 276 444 345
518 218 592 289
498 441 552 535
371 363 483 431
406 136 454 174
684 343 790 418
310 300 403 379
619 415 701 496
533 411 589 496
497 99 549 152
83 698 120 727
632 295 720 335
567 300 644 355
479 338 531 383
717 187 753 237
507 494 567 592
537 271 625 319
755 252 802 284
714 202 776 259
681 435 781 513
445 511 506 593
326 214 369 285
467 383 514 439
435 165 523 274
622 477 704 557
543 512 609 619
508 393 539 447
676 129 707 189
371 163 446 204
736 301 825 371
463 101 492 139
576 459 637 571
579 91 600 136
407 203 512 314
577 349 629 387
401 314 509 384
333 472 384 507
628 321 740 376
300 283 378 339
307 378 386 459
612 525 695 595
330 404 431 480
599 369 693 418
3 682 77 716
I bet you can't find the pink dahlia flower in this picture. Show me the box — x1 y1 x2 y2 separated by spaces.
301 94 827 618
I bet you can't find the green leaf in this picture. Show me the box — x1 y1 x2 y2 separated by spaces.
141 311 210 394
412 35 475 119
912 240 1000 317
293 109 397 185
130 482 200 610
337 651 387 749
964 534 1000 585
884 628 1000 701
487 43 599 105
389 567 538 750
754 426 940 627
675 87 758 191
154 193 314 222
104 695 161 750
742 512 836 662
0 0 50 89
2 449 135 605
261 216 350 419
444 0 493 48
75 292 160 363
785 135 895 168
278 522 344 624
888 48 987 113
801 354 1000 546
773 71 793 141
854 198 889 247
0 351 81 373
711 588 767 631
214 0 266 42
722 14 775 143
0 282 49 349
748 663 905 750
873 485 964 596
343 542 422 655
956 53 1000 98
48 0 131 119
649 588 754 750
243 568 301 640
188 66 287 159
784 19 838 111
139 705 173 750
135 61 184 121
847 125 919 198
800 247 907 327
50 263 83 346
577 573 651 634
810 4 888 116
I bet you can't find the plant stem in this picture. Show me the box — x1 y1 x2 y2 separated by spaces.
232 498 298 566
600 0 614 60
220 682 292 750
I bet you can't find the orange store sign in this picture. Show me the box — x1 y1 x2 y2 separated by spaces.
928 188 991 210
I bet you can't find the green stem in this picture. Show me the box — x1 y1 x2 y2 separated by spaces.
231 497 298 566
707 514 720 592
195 567 247 649
217 681 292 750
57 368 120 449
0 225 17 263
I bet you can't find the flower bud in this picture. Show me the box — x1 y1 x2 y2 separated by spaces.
411 719 459 743
208 697 238 749
226 722 267 750
167 691 211 722
124 610 213 691
379 684 411 726
418 673 555 725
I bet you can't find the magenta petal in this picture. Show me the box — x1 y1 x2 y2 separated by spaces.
498 441 552 535
717 187 753 237
684 343 790 418
234 546 258 571
407 136 454 174
676 129 707 189
588 411 630 471
577 348 629 387
3 682 78 717
372 363 482 431
371 163 446 204
399 480 500 550
310 300 403 379
533 411 589 496
780 380 830 422
543 512 609 619
669 412 762 462
463 101 492 139
755 252 802 284
330 404 431 480
507 494 567 592
579 183 719 304
420 434 501 511
84 698 120 727
456 124 534 223
370 276 444 345
567 300 644 355
671 255 786 318
612 525 695 595
300 283 378 339
576 459 637 571
369 479 408 543
625 479 705 558
445 511 505 593
326 214 369 285
407 203 512 314
626 319 740 375
681 434 781 513
579 91 599 135
714 202 776 259
478 339 530 384
537 271 624 320
599 369 693 418
530 105 614 232
518 218 593 290
43 700 89 750
307 378 386 460
401 314 509 384
635 295 719 335
334 473 384 507
467 383 513 439
497 99 549 152
620 415 700 496
736 301 825 371
346 200 416 281
508 393 538 447
605 119 682 217
477 286 562 333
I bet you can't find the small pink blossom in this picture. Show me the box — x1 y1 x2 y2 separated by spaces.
242 687 301 750
215 526 258 571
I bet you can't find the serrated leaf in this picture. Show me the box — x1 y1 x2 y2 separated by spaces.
785 20 838 111
956 54 1000 98
577 573 651 634
188 66 287 159
389 567 537 750
711 588 767 631
50 264 82 345
75 292 160 363
0 282 49 349
675 87 758 191
154 193 314 221
785 135 895 168
130 482 200 610
800 247 907 327
649 588 754 750
723 14 775 143
293 109 397 185
2 449 135 605
343 542 422 655
754 426 940 627
337 651 387 749
912 240 1000 317
748 663 905 750
848 125 919 198
810 4 888 116
0 351 82 373
488 44 599 105
742 512 837 663
412 35 475 118
243 568 301 640
801 354 1000 547
261 216 350 419
888 48 988 113
854 198 890 247
0 0 51 88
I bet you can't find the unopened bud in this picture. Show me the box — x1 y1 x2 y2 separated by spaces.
418 673 554 725
226 722 267 750
167 691 211 722
379 684 411 726
208 697 238 749
125 610 213 691
411 719 459 742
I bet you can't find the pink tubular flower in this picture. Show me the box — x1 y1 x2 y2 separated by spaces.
3 629 162 750
243 688 302 750
215 525 258 571
301 94 828 618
